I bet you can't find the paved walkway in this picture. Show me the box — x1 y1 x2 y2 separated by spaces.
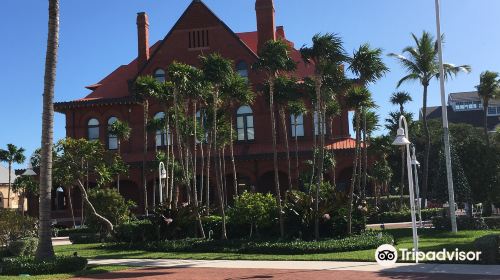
52 236 71 246
88 259 500 276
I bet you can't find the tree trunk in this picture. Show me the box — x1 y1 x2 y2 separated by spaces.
269 79 285 238
294 117 300 184
315 76 325 240
199 115 205 205
67 187 76 228
142 100 149 215
279 108 293 190
7 163 12 208
192 102 205 238
484 99 490 146
76 180 113 232
213 90 227 239
421 85 430 209
117 140 121 192
229 118 238 197
206 132 212 214
362 110 368 199
35 0 59 260
400 146 405 209
165 115 170 205
348 109 361 235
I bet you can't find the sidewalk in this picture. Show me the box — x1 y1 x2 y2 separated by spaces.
89 259 500 276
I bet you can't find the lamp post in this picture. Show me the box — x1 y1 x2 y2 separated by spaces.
20 163 37 214
435 0 458 233
392 115 419 253
158 162 167 204
411 146 423 228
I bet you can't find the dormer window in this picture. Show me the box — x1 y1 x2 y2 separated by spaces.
236 61 249 80
188 29 209 49
154 69 166 83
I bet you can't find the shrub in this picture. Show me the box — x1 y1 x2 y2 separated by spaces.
0 256 87 275
56 227 92 237
0 210 37 247
202 216 223 239
368 208 443 224
366 195 410 212
228 191 277 238
484 217 500 229
132 231 393 255
474 234 500 264
115 220 156 243
432 215 488 230
68 233 101 244
85 188 135 235
7 238 38 257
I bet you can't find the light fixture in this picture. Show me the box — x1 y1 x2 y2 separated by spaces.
22 163 37 176
56 187 64 193
392 128 411 146
160 165 167 179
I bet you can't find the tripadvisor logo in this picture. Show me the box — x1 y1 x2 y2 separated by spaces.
375 244 482 266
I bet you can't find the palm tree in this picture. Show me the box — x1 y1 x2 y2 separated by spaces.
301 33 349 239
255 39 297 238
134 76 162 215
345 86 372 234
476 71 500 146
288 100 308 183
0 144 26 209
388 31 471 208
200 53 235 239
109 120 131 192
389 91 413 208
35 0 59 260
349 43 389 200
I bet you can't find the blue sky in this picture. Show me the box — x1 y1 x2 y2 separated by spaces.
1 0 499 169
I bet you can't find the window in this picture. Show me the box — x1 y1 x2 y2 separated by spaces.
290 113 304 137
314 111 326 136
88 118 99 141
107 117 118 150
236 61 249 80
236 106 254 141
488 106 500 116
188 29 209 49
455 101 482 111
154 69 166 83
154 112 171 147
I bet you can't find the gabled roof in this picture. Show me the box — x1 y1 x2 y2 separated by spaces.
0 165 16 185
425 105 500 131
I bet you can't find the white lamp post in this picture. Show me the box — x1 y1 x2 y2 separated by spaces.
392 115 419 253
158 162 167 204
411 146 423 228
22 163 37 177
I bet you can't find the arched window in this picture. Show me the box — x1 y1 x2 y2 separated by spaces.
236 61 249 80
236 106 254 141
154 112 171 147
290 113 304 137
154 69 166 83
107 117 118 150
87 118 100 141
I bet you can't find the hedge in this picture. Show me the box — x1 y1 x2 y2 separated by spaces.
133 231 393 255
368 208 443 224
432 216 488 230
55 227 92 237
0 256 87 275
68 233 101 244
474 234 500 264
7 238 38 257
484 217 500 229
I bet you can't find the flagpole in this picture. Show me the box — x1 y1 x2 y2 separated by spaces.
434 0 458 233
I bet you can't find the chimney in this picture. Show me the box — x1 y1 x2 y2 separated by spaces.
255 0 276 52
136 12 150 72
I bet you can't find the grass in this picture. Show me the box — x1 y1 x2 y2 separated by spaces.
54 228 500 262
0 265 132 280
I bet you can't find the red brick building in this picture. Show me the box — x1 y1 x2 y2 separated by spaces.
52 0 358 220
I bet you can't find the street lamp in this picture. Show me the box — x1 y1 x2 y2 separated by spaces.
158 162 167 204
392 115 419 253
22 163 37 177
411 146 423 228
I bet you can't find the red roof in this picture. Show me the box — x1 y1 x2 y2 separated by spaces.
325 138 364 150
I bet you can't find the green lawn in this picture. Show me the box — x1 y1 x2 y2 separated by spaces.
54 228 500 262
0 265 132 280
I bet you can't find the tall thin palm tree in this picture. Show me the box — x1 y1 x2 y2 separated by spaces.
476 71 500 146
301 33 349 239
134 75 162 215
287 100 307 185
200 53 235 240
35 0 59 260
345 86 372 234
349 43 388 199
389 31 470 208
255 39 297 238
389 91 413 209
0 144 26 209
109 120 131 192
